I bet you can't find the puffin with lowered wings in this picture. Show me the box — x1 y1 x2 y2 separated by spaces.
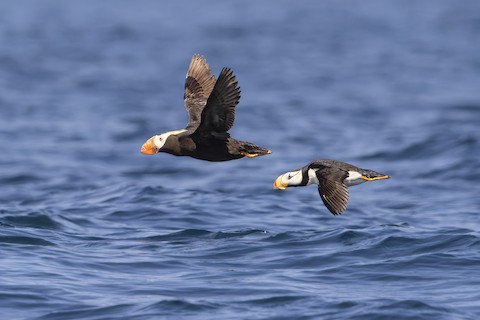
274 160 389 215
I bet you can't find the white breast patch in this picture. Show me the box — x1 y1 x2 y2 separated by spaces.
307 169 319 185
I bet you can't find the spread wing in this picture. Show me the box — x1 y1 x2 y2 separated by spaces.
183 55 216 132
316 168 349 215
194 67 240 137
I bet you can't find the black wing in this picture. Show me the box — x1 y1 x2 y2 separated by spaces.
194 67 240 137
183 55 216 132
315 167 349 215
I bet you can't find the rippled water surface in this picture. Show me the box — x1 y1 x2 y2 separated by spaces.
1 1 480 319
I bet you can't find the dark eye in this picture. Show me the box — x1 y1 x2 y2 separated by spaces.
287 174 292 179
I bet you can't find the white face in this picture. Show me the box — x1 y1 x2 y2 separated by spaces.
153 133 171 150
152 129 187 150
281 170 303 186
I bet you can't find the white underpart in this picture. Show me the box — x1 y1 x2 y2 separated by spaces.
153 129 187 149
344 170 365 187
307 169 319 185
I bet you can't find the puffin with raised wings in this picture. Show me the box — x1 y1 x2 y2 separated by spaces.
141 55 271 162
273 160 389 215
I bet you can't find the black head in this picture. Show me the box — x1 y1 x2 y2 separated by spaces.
360 169 389 181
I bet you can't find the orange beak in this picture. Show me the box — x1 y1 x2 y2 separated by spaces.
273 175 287 190
140 138 157 155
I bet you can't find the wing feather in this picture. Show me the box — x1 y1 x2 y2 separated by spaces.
183 55 216 132
316 168 349 215
195 67 240 136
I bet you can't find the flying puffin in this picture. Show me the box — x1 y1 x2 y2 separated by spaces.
273 160 389 215
141 54 271 162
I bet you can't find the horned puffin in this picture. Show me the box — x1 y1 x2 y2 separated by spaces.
141 54 271 162
273 160 389 215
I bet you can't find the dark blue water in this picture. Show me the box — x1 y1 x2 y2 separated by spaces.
1 1 480 319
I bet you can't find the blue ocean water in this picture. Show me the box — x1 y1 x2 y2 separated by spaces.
1 0 480 319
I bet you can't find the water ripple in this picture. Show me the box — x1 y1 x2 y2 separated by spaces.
1 1 480 319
